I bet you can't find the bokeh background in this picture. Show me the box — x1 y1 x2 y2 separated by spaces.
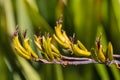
0 0 120 80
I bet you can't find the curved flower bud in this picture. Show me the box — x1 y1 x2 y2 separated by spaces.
97 45 106 63
34 35 42 51
77 40 88 51
53 18 71 49
23 38 38 59
14 46 31 59
34 35 61 61
13 29 38 59
71 44 91 56
90 48 99 62
53 34 70 48
106 42 113 61
13 36 31 59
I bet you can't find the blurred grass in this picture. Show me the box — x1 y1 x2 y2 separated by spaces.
0 0 120 80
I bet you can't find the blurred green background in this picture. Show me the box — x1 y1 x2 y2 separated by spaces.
0 0 120 80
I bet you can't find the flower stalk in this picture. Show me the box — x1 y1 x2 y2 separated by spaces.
33 57 120 67
12 17 120 69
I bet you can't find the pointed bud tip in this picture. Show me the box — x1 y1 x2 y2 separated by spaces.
14 26 19 36
56 15 63 25
70 33 75 44
96 34 102 49
23 29 27 38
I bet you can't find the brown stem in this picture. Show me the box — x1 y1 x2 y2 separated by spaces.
61 55 91 61
33 58 98 65
113 54 120 58
32 54 120 67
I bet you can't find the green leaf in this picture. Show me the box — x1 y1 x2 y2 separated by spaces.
110 65 120 80
95 64 109 80
17 55 41 80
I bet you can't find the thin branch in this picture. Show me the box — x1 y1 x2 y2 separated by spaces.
33 58 98 65
113 54 120 58
61 55 91 61
33 55 120 66
114 60 120 64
